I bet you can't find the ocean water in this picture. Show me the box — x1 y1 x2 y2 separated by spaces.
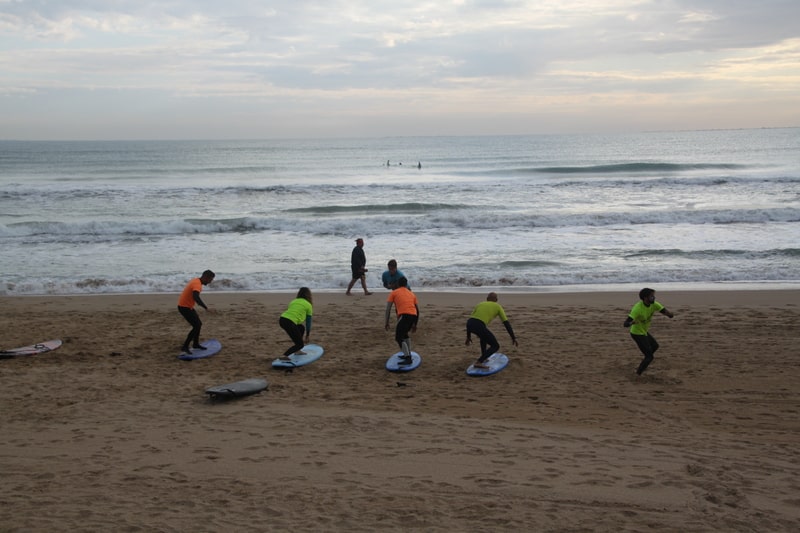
1 128 798 295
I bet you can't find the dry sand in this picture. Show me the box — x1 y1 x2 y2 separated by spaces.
1 289 799 532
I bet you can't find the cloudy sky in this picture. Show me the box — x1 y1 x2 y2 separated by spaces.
1 0 799 140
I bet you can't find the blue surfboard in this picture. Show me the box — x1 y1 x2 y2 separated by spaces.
272 344 324 369
178 339 222 360
386 351 421 372
466 352 509 377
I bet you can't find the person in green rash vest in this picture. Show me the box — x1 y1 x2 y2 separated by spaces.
465 292 518 369
624 287 674 375
278 287 313 360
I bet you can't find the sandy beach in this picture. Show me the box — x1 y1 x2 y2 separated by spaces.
1 288 799 532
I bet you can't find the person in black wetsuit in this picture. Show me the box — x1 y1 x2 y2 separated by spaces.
346 238 372 295
177 269 215 354
466 292 518 369
623 288 674 376
384 277 419 365
278 287 313 360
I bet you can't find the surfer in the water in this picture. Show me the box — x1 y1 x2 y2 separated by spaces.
385 277 419 365
466 292 518 369
278 287 314 360
177 270 215 354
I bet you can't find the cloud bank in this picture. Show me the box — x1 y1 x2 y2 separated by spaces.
1 0 799 139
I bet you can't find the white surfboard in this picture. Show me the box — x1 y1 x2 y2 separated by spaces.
178 339 222 360
466 352 509 377
386 351 422 372
206 378 268 399
0 339 62 358
272 344 324 368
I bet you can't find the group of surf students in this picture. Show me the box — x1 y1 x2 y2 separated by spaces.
178 262 675 374
176 265 518 369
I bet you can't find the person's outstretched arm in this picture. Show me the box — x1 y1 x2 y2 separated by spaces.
384 302 393 330
503 320 518 346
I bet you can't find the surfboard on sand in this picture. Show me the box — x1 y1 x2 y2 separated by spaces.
0 339 62 359
466 352 509 377
272 344 324 369
386 351 421 372
178 339 222 361
206 378 268 400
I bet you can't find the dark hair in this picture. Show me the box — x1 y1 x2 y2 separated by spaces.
639 287 655 300
202 270 215 279
388 259 397 268
297 286 313 303
397 277 408 288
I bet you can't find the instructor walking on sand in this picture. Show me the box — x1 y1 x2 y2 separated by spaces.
346 238 372 295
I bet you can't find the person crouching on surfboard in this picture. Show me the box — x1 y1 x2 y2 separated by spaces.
385 277 419 365
278 287 313 360
466 292 518 369
177 270 215 354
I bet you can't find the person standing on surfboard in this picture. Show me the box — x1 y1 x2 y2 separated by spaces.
466 292 518 369
346 238 373 295
385 277 419 365
177 270 215 354
278 287 313 360
624 287 674 376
